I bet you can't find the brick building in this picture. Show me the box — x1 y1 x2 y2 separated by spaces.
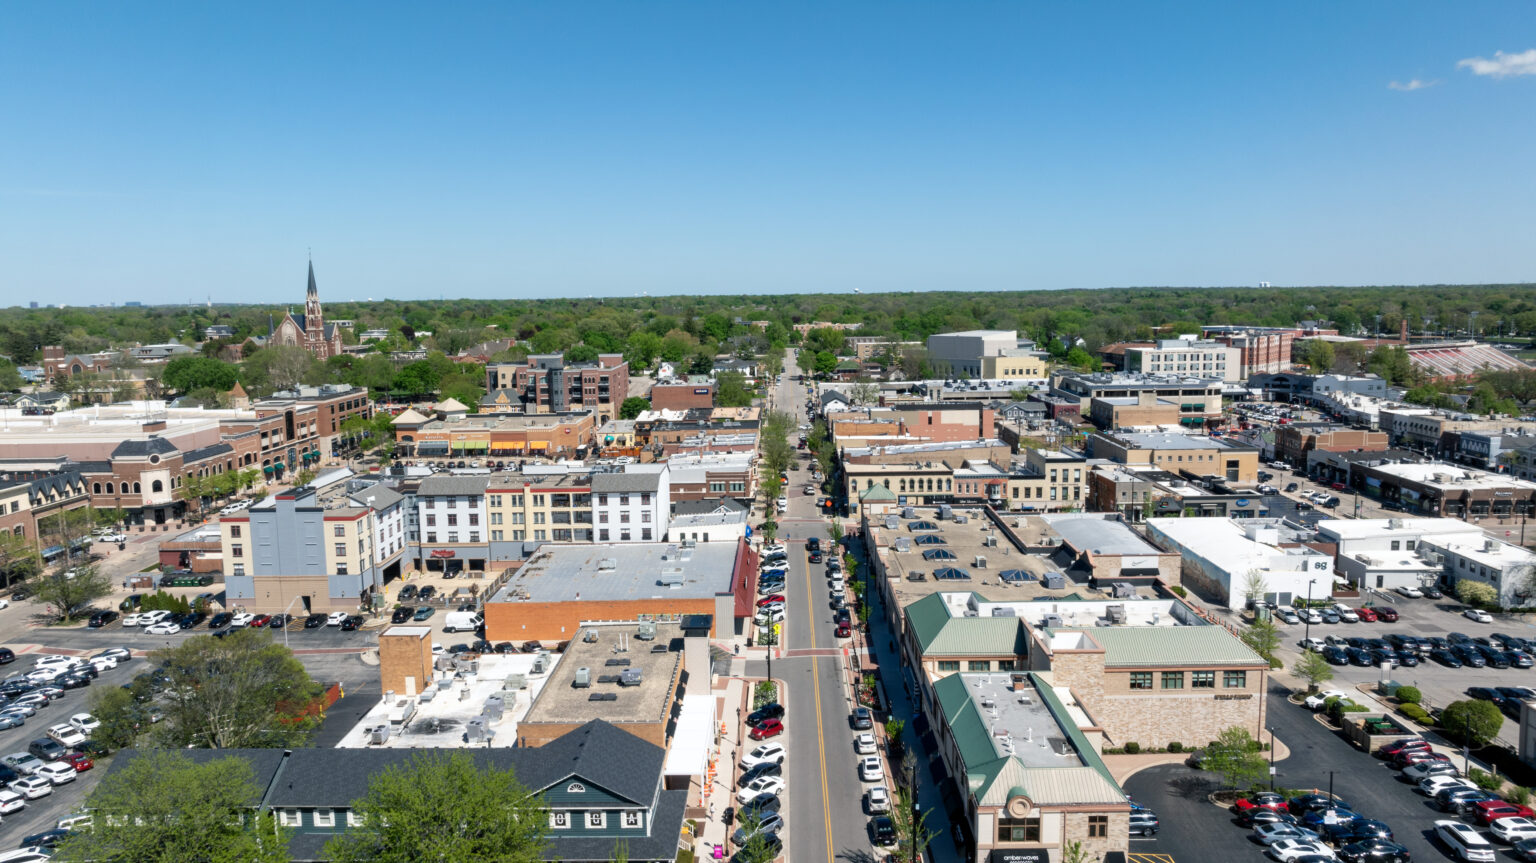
483 353 629 423
647 381 715 412
1274 423 1388 465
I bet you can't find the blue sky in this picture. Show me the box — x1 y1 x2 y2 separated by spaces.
2 2 1533 305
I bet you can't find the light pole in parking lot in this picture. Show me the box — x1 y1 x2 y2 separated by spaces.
1304 579 1317 643
1267 726 1276 790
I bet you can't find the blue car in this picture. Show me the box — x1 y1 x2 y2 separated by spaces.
0 713 22 730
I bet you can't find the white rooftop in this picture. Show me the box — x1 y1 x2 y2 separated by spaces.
1316 518 1486 541
938 592 1192 627
1149 517 1328 577
1369 462 1536 491
1425 537 1536 569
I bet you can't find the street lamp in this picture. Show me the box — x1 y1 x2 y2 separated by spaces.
1268 726 1277 790
1304 579 1317 643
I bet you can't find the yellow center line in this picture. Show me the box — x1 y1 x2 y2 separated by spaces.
808 515 834 861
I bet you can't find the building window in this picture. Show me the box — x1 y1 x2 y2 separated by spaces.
1192 671 1216 688
232 564 244 576
1088 815 1108 837
550 811 569 829
999 816 1041 842
968 661 991 671
334 543 346 558
280 810 301 827
587 812 605 829
426 532 437 543
599 529 609 541
996 660 1016 671
623 810 642 828
642 528 652 540
1161 671 1184 689
314 809 336 827
937 661 960 672
334 525 345 537
1129 672 1153 690
230 525 241 538
1224 671 1247 688
491 530 503 541
231 544 243 558
347 811 365 828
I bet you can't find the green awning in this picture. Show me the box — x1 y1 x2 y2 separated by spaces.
262 466 274 474
273 461 285 470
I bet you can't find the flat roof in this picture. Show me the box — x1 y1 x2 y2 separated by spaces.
1425 537 1536 568
336 651 557 749
1368 462 1536 491
1107 432 1240 450
524 622 684 727
1040 513 1165 557
1044 625 1266 668
1316 517 1486 542
489 541 738 604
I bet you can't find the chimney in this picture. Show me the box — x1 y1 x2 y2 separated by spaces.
142 421 167 433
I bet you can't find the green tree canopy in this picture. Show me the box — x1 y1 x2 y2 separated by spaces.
716 371 753 407
1441 699 1504 748
325 750 549 863
1201 726 1268 790
161 355 240 393
53 749 288 863
619 396 650 419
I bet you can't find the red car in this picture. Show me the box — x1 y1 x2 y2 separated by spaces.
62 752 93 772
1233 792 1288 814
1397 750 1450 768
757 595 786 608
1355 607 1378 623
749 718 784 740
1331 482 1347 491
249 614 272 628
1379 738 1430 758
1374 606 1399 622
1475 800 1535 824
834 622 852 638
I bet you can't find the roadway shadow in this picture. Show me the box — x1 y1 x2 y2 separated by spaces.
1164 771 1221 801
836 848 883 863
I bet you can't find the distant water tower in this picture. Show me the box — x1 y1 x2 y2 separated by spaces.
1259 281 1271 288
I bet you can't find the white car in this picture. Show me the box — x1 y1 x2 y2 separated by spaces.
46 724 85 748
8 776 51 800
229 613 255 627
867 786 890 814
1419 775 1477 797
0 848 53 863
761 544 786 557
1396 585 1424 599
144 621 181 635
859 755 884 782
120 612 147 627
1252 823 1320 845
34 762 76 786
1301 609 1323 624
854 733 877 754
139 610 172 625
736 775 785 804
94 647 131 662
0 789 24 814
1464 608 1494 623
739 743 786 770
88 656 117 672
755 608 786 625
1266 839 1336 862
32 655 75 670
1299 638 1327 652
1331 604 1359 623
1492 816 1536 843
1304 689 1352 710
326 612 348 626
68 713 99 735
97 533 127 543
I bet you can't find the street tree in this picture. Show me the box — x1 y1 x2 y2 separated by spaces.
325 750 549 863
30 562 113 621
619 396 650 420
0 530 40 589
53 749 288 863
716 371 753 407
1240 619 1281 666
1202 726 1268 790
890 784 938 862
147 628 323 748
1063 840 1100 863
1456 579 1498 608
1242 569 1269 609
734 811 778 863
1441 699 1504 748
850 379 880 406
1293 650 1334 693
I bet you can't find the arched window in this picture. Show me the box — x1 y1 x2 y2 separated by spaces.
151 480 164 493
133 482 141 494
12 526 23 537
106 482 114 494
946 478 953 491
93 483 101 494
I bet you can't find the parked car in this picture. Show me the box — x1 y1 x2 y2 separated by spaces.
851 707 873 730
1435 818 1496 860
866 786 891 814
1129 810 1160 836
739 743 786 770
746 704 784 726
1464 608 1495 624
749 719 784 740
858 756 884 782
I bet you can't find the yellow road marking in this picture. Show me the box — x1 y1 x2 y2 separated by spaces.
1129 854 1175 863
807 532 834 862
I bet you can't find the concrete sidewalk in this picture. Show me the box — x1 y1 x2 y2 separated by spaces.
697 675 751 860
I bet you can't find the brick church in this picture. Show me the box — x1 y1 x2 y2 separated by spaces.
269 261 344 359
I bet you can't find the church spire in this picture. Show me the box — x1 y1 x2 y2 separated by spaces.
307 259 318 298
304 259 324 337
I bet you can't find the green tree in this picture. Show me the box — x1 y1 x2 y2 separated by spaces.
1366 345 1414 387
1063 840 1100 863
734 811 778 863
890 783 938 861
325 750 549 863
1300 339 1334 371
619 396 650 420
1064 346 1097 372
243 344 317 394
1201 726 1268 790
850 379 880 406
716 371 753 407
0 530 41 589
1441 699 1505 748
87 684 145 751
53 749 288 863
0 358 24 392
161 355 239 393
31 562 113 621
1242 569 1269 609
813 350 838 375
1240 618 1281 665
1293 649 1334 693
150 629 324 749
1456 579 1498 608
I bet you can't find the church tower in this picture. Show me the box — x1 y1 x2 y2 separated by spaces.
304 260 324 342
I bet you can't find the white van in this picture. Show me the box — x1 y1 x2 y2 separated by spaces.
443 612 483 634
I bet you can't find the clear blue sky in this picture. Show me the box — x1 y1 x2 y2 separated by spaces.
2 2 1533 305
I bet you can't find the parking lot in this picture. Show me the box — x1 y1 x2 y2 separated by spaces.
1271 589 1536 748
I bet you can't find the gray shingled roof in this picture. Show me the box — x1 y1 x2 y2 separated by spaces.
415 475 492 496
111 437 179 458
591 471 662 494
183 442 234 463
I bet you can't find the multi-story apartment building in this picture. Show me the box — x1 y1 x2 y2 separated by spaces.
0 472 91 563
591 465 670 543
486 469 595 546
1200 325 1295 376
250 384 373 459
1051 372 1223 428
221 479 406 613
1090 430 1260 484
413 475 491 575
483 353 629 423
1123 336 1241 382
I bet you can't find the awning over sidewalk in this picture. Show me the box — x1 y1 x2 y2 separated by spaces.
663 694 715 778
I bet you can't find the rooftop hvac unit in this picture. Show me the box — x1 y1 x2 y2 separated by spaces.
1041 614 1064 628
1112 582 1135 598
903 507 917 519
954 514 969 524
597 558 617 572
368 725 391 745
990 607 1015 617
531 655 548 675
908 570 926 581
1043 573 1066 590
939 504 954 520
885 515 899 530
636 621 658 640
658 571 686 588
503 674 527 691
962 610 979 617
619 668 643 687
1485 539 1499 553
583 629 599 643
1106 604 1127 624
573 667 591 688
1387 518 1403 530
466 717 488 742
894 537 912 552
974 555 987 568
985 535 998 547
483 694 505 720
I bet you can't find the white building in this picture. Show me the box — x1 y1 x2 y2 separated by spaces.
1317 517 1479 592
925 329 1023 377
591 464 671 543
1423 536 1536 608
1147 517 1335 608
414 474 491 567
1124 336 1242 382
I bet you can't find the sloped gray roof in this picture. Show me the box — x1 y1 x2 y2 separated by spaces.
591 470 662 494
111 437 180 458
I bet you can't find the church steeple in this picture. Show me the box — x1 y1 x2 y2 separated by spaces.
304 259 323 335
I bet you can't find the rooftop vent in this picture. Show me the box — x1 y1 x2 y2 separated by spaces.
573 667 590 688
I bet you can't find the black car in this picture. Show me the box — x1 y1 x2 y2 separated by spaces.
398 584 419 601
10 588 28 602
1454 646 1488 668
1392 650 1418 667
1468 686 1507 708
1347 648 1376 668
808 550 823 564
1289 793 1350 815
208 612 233 629
1338 838 1411 863
418 586 437 601
1430 649 1464 668
834 608 851 625
87 610 119 628
747 703 785 726
494 642 516 654
851 707 873 730
391 607 415 624
739 761 782 785
341 615 364 631
0 648 12 665
1448 632 1472 645
1323 646 1351 666
268 614 291 629
1499 686 1536 701
304 614 328 629
871 816 897 846
1322 819 1392 846
1345 637 1369 649
21 829 74 849
736 792 782 821
1384 633 1421 653
806 538 821 552
56 673 90 690
1476 645 1511 668
1424 586 1444 599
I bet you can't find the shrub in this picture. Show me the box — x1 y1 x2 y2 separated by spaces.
1400 704 1432 724
1168 741 1184 753
1123 742 1141 754
1468 768 1504 792
1395 686 1422 705
1170 585 1188 598
1512 786 1532 806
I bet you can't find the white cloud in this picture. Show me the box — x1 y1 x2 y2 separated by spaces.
1456 48 1536 78
1388 78 1437 91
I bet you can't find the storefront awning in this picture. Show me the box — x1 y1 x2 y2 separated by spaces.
490 444 524 454
262 466 275 474
416 442 450 455
528 441 549 451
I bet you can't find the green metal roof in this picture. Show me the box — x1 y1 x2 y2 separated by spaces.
905 593 1028 657
859 484 897 502
1047 625 1266 668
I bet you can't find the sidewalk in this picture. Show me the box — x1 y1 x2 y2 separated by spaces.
698 676 750 858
